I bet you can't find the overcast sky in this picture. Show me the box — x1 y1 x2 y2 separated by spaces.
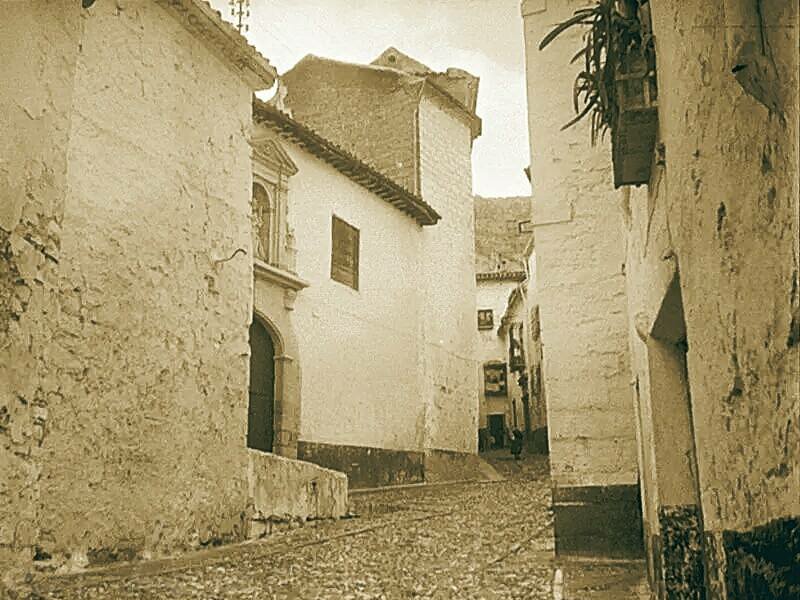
210 0 531 198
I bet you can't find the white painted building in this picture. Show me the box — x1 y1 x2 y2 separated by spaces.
251 51 490 485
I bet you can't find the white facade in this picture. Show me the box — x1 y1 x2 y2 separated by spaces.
284 140 426 452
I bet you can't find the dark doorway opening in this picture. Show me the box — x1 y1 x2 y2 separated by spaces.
488 414 506 449
248 318 275 452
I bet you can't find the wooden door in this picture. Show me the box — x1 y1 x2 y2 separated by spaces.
248 319 275 452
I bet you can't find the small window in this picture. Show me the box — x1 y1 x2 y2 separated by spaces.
331 215 359 290
478 309 494 330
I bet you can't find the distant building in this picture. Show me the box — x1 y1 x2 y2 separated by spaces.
278 48 484 481
473 196 534 451
497 241 548 455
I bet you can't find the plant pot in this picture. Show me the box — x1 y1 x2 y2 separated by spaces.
612 55 659 187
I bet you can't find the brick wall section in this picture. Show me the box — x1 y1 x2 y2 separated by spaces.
2 2 256 573
474 196 532 273
282 58 421 194
521 0 638 489
417 95 480 453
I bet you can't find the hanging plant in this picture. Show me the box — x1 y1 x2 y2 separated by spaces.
538 0 652 145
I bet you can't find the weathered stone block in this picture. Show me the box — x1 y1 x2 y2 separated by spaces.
247 450 348 523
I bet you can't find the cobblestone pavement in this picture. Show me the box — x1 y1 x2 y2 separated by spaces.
30 455 651 600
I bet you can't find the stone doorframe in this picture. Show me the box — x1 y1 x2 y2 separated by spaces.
252 310 300 459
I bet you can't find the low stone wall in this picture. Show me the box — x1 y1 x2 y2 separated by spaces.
297 441 425 489
552 484 644 559
247 451 348 537
423 449 502 484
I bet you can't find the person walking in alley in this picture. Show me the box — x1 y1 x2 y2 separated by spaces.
510 429 524 461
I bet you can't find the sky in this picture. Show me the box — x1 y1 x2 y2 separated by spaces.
210 0 532 198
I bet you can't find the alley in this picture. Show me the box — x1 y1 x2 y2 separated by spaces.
30 456 649 600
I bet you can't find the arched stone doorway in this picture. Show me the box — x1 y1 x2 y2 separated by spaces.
248 317 275 452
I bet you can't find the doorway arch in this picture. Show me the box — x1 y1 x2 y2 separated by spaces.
248 317 276 452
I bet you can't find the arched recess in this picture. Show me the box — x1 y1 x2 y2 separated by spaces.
252 181 276 265
250 309 300 459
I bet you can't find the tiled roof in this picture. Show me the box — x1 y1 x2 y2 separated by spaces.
253 100 441 227
155 0 277 89
474 196 533 275
476 271 526 282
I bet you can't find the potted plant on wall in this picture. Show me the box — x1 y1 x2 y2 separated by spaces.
539 0 658 188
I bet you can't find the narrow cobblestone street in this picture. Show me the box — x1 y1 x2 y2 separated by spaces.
30 456 650 600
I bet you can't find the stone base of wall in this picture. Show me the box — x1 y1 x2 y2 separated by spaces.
552 484 644 558
247 450 348 538
707 516 800 600
423 448 502 484
529 427 549 454
297 441 425 489
652 504 706 600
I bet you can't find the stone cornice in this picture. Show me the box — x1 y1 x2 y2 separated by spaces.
254 259 309 291
155 0 277 90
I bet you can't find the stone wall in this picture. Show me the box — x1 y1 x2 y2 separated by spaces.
625 1 799 598
521 0 641 557
0 2 83 577
2 1 257 575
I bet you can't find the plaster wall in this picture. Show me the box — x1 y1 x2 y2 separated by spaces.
247 450 347 526
282 140 426 454
524 249 548 435
499 293 532 433
521 0 638 489
626 1 799 596
418 95 480 454
0 2 82 575
647 0 799 536
2 1 257 571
